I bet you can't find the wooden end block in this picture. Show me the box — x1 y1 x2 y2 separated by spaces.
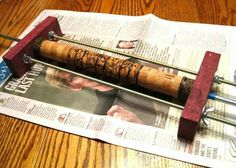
3 16 62 77
177 51 221 141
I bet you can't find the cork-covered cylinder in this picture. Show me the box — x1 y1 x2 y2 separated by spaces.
34 39 194 101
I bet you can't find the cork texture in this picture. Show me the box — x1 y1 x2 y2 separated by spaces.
37 40 193 99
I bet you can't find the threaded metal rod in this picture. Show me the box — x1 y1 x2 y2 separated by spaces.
50 32 236 87
1 32 236 87
0 33 21 42
206 113 236 127
50 32 197 75
24 55 236 127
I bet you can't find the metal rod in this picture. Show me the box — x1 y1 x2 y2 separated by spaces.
25 56 236 127
25 56 185 110
1 32 236 87
205 113 236 127
50 32 197 75
208 92 236 106
2 33 236 127
50 32 236 87
218 78 236 87
0 33 21 42
214 95 236 106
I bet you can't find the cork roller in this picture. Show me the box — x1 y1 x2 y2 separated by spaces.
34 39 194 102
2 16 221 141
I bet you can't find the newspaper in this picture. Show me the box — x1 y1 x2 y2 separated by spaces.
0 10 236 167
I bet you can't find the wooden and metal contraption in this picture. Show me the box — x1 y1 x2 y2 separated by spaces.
1 16 236 141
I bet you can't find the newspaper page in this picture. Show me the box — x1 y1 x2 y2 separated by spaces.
0 10 236 167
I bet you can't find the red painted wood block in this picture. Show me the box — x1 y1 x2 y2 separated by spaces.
178 51 220 141
3 16 62 77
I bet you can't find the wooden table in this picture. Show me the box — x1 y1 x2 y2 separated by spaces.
0 0 235 167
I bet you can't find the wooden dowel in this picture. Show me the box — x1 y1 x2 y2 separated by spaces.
34 39 194 101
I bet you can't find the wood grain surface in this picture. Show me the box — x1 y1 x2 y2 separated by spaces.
0 0 236 167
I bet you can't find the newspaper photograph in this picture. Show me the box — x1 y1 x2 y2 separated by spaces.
0 10 236 167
